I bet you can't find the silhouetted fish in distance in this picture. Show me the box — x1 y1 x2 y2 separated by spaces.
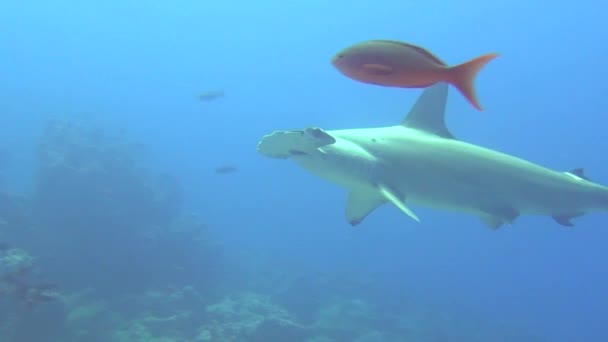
215 165 238 175
198 89 225 102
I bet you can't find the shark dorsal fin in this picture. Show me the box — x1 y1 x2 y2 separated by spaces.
569 168 589 181
400 82 454 139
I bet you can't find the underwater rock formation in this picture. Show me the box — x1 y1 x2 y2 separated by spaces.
0 247 60 309
34 119 182 231
0 118 231 341
0 192 31 237
27 119 221 296
0 245 66 340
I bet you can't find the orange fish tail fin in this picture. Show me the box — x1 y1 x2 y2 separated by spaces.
449 53 498 111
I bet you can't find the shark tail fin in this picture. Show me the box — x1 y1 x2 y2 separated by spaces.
448 53 498 111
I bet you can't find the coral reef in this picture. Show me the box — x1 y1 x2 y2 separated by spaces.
54 288 312 341
199 292 310 341
0 245 65 341
0 119 226 340
0 247 59 309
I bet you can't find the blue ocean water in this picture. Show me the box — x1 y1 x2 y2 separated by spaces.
1 1 607 341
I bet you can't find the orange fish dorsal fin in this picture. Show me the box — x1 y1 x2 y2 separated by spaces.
371 40 446 66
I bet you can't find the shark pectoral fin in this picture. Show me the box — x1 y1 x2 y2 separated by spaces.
479 215 505 230
553 212 585 227
479 205 519 229
345 191 386 226
377 185 420 222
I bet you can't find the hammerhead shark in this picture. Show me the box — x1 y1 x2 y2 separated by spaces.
257 83 608 228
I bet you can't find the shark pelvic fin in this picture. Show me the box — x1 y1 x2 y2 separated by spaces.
377 184 420 222
479 215 505 230
345 190 386 226
401 82 455 139
553 212 585 227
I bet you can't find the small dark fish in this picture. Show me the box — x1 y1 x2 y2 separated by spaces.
215 165 238 175
198 90 225 102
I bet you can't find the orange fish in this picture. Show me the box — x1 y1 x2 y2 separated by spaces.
332 40 498 111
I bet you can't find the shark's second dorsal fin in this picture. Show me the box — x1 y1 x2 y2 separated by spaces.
400 82 455 139
568 168 589 181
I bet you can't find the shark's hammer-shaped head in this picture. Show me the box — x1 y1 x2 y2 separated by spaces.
257 125 380 190
256 127 336 159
